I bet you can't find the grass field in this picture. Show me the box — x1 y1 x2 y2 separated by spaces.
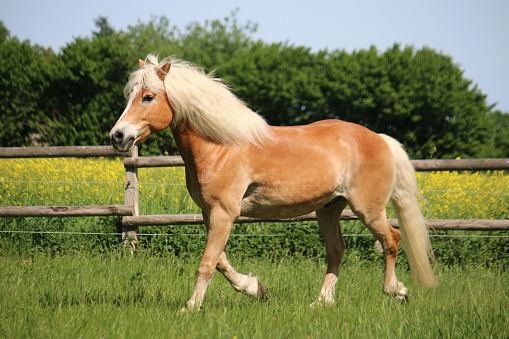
1 158 509 337
1 252 508 338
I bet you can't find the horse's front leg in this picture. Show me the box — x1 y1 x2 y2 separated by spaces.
216 251 267 299
181 208 235 312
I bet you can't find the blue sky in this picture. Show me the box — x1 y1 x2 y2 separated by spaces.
2 0 508 112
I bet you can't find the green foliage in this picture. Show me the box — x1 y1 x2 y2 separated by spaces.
301 45 493 158
210 41 500 159
40 31 133 146
0 15 507 156
0 216 121 256
220 43 325 126
3 216 508 269
486 111 509 157
0 21 9 42
175 9 258 68
0 37 54 146
126 15 177 56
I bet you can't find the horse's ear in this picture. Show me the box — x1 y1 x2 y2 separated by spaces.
161 61 171 74
138 59 145 68
156 62 171 81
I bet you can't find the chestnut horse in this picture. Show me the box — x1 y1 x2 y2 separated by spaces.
110 55 437 311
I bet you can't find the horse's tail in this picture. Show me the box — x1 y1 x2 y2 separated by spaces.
380 134 438 288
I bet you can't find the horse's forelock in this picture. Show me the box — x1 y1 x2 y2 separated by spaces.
123 54 167 100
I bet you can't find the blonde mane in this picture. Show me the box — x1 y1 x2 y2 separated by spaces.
124 54 271 145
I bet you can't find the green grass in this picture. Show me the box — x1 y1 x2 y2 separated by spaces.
1 160 509 337
1 252 508 338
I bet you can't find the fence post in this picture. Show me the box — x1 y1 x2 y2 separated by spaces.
122 146 139 251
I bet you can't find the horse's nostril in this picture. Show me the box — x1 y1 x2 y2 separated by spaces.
113 131 124 143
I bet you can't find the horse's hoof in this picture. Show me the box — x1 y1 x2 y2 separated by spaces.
258 281 268 300
310 298 335 308
392 294 409 304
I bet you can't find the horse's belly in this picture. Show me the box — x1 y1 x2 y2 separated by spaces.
239 185 343 219
240 203 324 219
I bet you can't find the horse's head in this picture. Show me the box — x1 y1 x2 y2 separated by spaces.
110 57 173 152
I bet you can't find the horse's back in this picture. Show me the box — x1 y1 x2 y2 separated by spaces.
264 119 393 167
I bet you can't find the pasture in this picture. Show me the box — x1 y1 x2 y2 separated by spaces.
0 158 509 337
1 252 508 338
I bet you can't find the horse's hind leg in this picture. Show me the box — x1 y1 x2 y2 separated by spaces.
351 206 408 301
379 222 409 301
216 251 267 299
311 198 348 307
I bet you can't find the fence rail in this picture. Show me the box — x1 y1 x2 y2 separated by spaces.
0 145 131 158
1 146 508 242
0 205 133 217
3 147 508 170
411 158 509 171
122 213 509 231
122 156 509 171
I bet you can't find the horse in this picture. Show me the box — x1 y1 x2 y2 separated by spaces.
110 54 437 311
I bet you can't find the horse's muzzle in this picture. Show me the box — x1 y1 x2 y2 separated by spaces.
110 125 136 152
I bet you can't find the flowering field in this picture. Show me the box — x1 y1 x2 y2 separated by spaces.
0 157 507 219
0 158 199 214
0 158 125 206
416 171 509 220
0 158 508 263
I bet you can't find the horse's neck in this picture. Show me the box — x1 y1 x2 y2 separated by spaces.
172 123 226 167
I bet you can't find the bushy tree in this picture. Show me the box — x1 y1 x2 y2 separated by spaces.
0 21 9 42
0 31 54 146
308 45 493 158
220 43 495 159
126 16 178 58
218 42 325 126
176 9 258 68
486 111 509 157
40 20 134 146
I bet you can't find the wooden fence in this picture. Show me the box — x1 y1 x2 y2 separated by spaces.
1 146 508 243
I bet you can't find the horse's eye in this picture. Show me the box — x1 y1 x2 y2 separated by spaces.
142 94 154 103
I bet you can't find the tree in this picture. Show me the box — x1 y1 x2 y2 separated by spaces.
486 111 509 157
0 21 9 42
317 45 493 158
93 16 115 37
219 42 325 126
0 17 501 158
221 43 494 158
126 15 178 58
0 34 54 146
40 19 134 146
